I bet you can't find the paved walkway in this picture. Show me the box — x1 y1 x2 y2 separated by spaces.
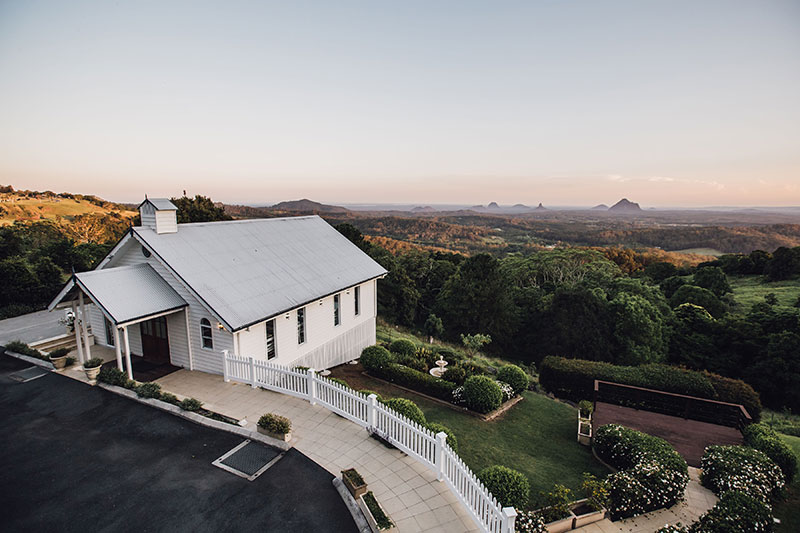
0 309 65 345
573 467 717 532
156 369 480 533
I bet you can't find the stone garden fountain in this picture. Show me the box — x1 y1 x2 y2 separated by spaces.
429 354 448 378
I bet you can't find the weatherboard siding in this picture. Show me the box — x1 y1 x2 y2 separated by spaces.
140 203 156 229
102 237 233 374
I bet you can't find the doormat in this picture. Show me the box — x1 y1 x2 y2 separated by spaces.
9 366 49 383
213 440 284 481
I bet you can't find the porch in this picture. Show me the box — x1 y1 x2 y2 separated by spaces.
60 344 181 383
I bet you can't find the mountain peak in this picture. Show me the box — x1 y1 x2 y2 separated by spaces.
535 202 547 210
487 201 500 209
609 198 642 212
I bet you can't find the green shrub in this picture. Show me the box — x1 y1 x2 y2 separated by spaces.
477 465 530 510
5 340 47 361
360 345 393 372
136 382 162 399
389 339 416 357
594 424 688 519
97 366 127 386
441 365 466 385
65 356 77 367
426 422 458 453
327 377 349 388
496 364 529 395
179 397 203 411
743 423 798 483
398 355 426 372
578 400 594 418
258 413 291 434
384 398 426 425
701 445 784 502
48 348 70 359
161 392 180 405
539 356 762 421
689 491 773 532
83 357 104 369
372 361 456 401
463 375 502 414
358 390 382 402
540 484 572 522
123 379 138 390
363 491 393 530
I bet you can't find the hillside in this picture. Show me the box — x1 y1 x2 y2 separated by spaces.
0 187 136 225
271 198 349 213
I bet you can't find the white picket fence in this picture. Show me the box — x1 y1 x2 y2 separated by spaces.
223 351 517 533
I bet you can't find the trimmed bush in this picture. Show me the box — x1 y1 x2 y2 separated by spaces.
426 422 458 453
358 389 383 402
463 375 503 414
136 382 162 399
539 356 762 421
399 355 426 372
180 397 203 412
48 347 70 359
701 445 784 502
690 491 772 532
4 340 47 361
743 423 798 483
327 377 349 388
161 392 180 405
360 345 393 372
496 364 529 395
97 366 127 386
371 361 456 401
441 365 466 385
258 413 291 434
594 424 688 519
477 465 530 510
384 398 426 425
388 339 416 357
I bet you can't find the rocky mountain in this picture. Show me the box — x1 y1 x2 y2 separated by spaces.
270 199 349 213
608 198 642 212
591 204 609 210
535 203 547 211
487 202 500 209
411 206 436 213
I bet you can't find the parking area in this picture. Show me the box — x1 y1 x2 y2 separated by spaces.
0 352 357 533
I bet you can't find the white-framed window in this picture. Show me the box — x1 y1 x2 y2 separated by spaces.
333 293 341 326
104 317 115 346
297 307 306 344
200 318 213 349
354 286 361 316
266 319 276 359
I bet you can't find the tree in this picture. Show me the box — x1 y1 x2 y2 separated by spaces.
460 333 491 356
0 257 40 308
33 257 63 302
765 246 800 281
644 261 678 282
609 292 669 365
659 276 687 299
693 266 731 297
424 313 444 342
170 195 231 223
540 286 614 362
670 284 727 318
335 223 369 251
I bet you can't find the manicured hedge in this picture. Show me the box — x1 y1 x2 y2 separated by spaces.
463 375 502 414
496 364 529 395
384 398 426 425
477 465 530 510
690 491 773 532
367 359 456 401
594 424 688 519
700 445 785 503
388 339 416 357
539 356 762 421
743 423 798 483
426 422 458 453
360 345 394 371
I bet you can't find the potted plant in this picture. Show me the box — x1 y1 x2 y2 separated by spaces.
83 357 104 381
341 468 367 498
359 491 394 532
257 413 292 441
48 348 70 369
571 474 608 528
540 484 576 533
577 400 593 445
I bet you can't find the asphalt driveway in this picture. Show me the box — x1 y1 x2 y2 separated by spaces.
0 353 357 533
0 309 65 345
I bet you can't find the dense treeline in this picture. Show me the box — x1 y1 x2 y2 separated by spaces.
338 222 800 413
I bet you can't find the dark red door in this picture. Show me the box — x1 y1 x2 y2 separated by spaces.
140 316 170 363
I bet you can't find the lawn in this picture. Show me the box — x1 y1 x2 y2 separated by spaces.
774 433 800 532
330 363 608 509
728 275 800 311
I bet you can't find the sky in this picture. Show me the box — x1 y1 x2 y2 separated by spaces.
1 1 799 207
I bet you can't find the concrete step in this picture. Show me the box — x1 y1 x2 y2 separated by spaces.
32 333 92 354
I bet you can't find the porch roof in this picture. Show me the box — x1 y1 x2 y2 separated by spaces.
49 263 188 326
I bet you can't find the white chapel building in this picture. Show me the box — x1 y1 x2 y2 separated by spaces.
49 198 386 378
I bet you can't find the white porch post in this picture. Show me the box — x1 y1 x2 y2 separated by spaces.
501 507 517 533
71 301 84 364
79 292 92 361
114 327 123 371
123 326 133 380
307 368 317 405
435 431 447 481
184 308 194 371
367 393 377 428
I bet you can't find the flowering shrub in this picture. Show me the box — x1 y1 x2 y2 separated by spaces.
452 385 466 405
655 526 689 533
690 491 773 532
700 445 784 503
742 423 797 483
497 381 515 402
594 424 688 519
497 364 529 394
514 510 546 533
463 375 503 413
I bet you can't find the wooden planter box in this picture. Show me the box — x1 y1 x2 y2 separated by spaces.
256 425 291 442
570 499 606 528
358 494 395 532
577 413 592 446
341 469 367 498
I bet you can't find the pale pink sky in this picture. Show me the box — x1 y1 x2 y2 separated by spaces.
1 1 798 207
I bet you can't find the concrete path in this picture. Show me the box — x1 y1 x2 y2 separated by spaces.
156 369 480 533
0 309 65 345
573 467 717 532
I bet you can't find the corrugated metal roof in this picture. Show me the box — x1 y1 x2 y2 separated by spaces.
75 264 187 325
138 198 177 210
133 215 387 331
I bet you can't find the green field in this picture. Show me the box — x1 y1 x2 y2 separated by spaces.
729 275 800 311
774 433 800 532
673 248 724 256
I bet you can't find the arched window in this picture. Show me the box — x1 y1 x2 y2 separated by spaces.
200 318 213 349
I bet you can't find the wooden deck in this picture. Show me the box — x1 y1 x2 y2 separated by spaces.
593 401 743 466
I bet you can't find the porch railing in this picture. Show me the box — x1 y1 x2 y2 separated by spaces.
223 351 516 533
